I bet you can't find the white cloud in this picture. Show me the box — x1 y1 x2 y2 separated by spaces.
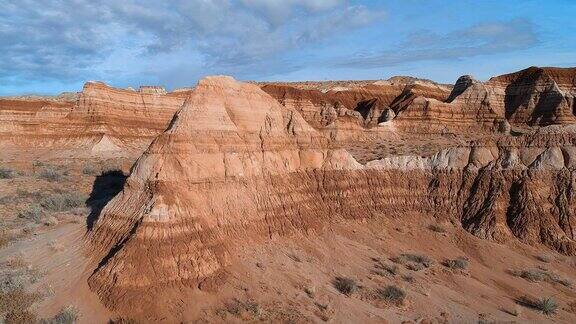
0 0 384 86
336 19 539 68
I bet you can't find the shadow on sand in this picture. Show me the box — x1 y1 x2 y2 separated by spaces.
86 170 127 231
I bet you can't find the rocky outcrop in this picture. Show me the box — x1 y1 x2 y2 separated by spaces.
88 76 363 313
486 66 576 125
392 75 506 133
87 76 576 318
260 78 452 130
382 67 576 133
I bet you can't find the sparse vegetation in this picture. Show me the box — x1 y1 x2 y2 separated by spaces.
536 254 553 263
82 163 99 175
402 274 415 283
37 166 67 182
443 257 469 270
6 255 27 268
0 167 16 179
304 286 315 298
428 224 446 233
32 160 45 168
18 204 43 223
41 305 79 324
333 277 358 296
376 285 406 305
536 297 558 315
373 259 399 276
16 188 43 200
391 253 433 271
510 268 571 287
217 299 262 319
4 309 38 324
0 195 11 205
41 192 86 212
0 230 11 248
0 288 40 316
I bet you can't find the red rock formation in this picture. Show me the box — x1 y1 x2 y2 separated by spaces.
486 66 576 125
260 78 452 129
392 75 506 133
88 76 363 314
87 76 576 319
0 82 190 154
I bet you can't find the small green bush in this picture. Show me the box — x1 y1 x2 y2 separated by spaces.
536 297 558 315
41 193 86 212
376 285 406 305
333 277 358 296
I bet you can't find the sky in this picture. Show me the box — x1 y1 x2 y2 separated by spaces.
1 0 575 95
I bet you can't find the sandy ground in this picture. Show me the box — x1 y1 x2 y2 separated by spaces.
0 223 111 322
171 216 576 323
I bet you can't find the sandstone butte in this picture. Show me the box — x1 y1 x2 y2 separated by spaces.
1 66 576 321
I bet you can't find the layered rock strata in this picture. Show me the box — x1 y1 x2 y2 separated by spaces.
260 78 452 129
88 77 576 316
486 66 576 125
0 82 190 152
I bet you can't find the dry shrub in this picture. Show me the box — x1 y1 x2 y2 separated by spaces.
0 167 16 179
41 193 86 212
5 309 37 324
41 305 78 324
428 224 446 233
443 257 469 270
376 285 406 305
333 277 358 296
510 268 571 287
392 253 433 271
18 204 43 223
0 288 40 314
36 166 67 182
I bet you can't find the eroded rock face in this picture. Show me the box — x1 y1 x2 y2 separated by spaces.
0 82 190 154
87 76 576 317
88 76 362 312
487 66 576 125
260 78 452 130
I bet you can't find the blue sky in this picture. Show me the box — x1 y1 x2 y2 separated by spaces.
1 0 575 95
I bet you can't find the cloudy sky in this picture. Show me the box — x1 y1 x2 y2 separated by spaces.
1 0 575 95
